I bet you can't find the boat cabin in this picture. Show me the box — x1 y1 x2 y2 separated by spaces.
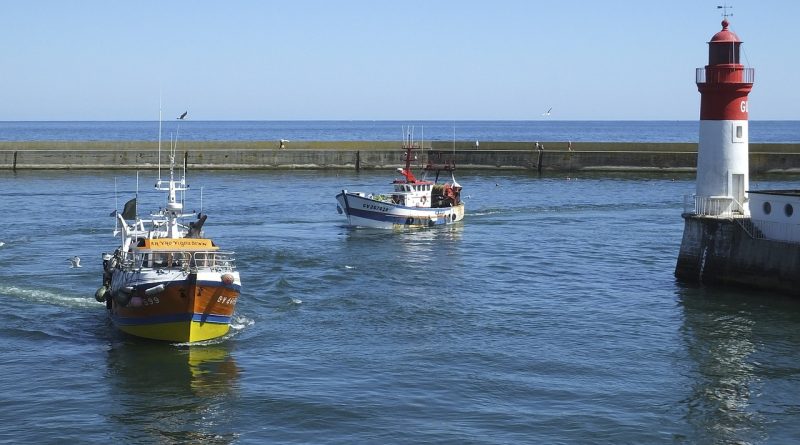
391 182 433 207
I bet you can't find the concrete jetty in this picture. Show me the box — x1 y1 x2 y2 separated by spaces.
1 140 799 172
676 216 800 295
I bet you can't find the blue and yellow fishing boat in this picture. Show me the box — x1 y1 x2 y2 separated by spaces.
96 119 241 342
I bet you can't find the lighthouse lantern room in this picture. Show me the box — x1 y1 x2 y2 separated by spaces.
694 18 754 216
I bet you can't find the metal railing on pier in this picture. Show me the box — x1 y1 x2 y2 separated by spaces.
683 194 745 217
683 194 800 244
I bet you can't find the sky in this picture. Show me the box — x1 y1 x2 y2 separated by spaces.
1 1 798 121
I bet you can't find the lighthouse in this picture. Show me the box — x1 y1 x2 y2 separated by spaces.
694 18 754 216
677 18 800 295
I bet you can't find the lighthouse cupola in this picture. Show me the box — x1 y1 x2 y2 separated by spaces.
708 19 741 65
694 18 754 216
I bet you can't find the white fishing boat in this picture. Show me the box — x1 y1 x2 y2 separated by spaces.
336 128 465 229
95 115 242 342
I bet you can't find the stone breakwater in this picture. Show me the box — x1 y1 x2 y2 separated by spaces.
1 141 799 173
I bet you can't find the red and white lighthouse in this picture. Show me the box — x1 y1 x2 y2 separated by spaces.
695 18 754 216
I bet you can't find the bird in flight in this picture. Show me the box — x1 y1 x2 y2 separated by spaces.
69 256 82 268
542 107 552 117
178 111 188 120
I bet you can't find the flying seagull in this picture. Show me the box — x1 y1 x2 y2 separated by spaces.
69 256 82 268
542 107 552 116
178 111 188 120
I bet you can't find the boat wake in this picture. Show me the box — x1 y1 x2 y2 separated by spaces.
229 314 255 332
0 284 99 309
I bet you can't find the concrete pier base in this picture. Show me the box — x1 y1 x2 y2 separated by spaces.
675 215 800 295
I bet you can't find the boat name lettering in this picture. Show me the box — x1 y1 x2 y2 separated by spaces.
362 203 390 212
146 239 213 249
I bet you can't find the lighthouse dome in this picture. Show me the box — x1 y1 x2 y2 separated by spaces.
709 19 741 43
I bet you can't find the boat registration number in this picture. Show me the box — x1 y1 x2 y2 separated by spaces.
217 296 237 305
362 203 390 212
143 296 160 306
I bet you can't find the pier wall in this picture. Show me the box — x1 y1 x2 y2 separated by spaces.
1 141 800 172
675 215 800 295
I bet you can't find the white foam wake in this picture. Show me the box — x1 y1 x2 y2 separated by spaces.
0 284 100 309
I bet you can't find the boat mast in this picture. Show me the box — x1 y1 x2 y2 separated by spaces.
155 115 189 238
158 100 162 182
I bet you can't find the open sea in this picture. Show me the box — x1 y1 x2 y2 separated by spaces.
1 121 800 444
0 120 798 143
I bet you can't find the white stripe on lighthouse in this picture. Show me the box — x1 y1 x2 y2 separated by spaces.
696 119 749 215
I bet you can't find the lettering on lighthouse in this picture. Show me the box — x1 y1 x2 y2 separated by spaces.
740 100 748 113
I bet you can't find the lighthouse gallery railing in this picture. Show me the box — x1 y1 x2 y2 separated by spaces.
696 67 755 84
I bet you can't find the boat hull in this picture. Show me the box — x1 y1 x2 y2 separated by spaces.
109 269 241 342
336 192 464 229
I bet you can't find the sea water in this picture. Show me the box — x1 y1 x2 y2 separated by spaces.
2 166 800 443
0 120 798 142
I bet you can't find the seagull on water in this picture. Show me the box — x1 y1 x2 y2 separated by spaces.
177 111 188 120
69 256 82 268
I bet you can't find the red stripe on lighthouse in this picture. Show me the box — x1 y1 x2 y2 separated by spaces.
698 83 752 120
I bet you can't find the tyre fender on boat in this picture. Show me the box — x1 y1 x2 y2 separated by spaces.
405 217 413 225
95 286 108 302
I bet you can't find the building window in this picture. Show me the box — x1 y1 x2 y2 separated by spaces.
763 201 772 215
785 203 794 217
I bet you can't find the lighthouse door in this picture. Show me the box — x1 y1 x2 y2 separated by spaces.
732 173 745 214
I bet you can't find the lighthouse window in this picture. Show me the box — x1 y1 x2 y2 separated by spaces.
785 203 794 217
763 202 772 215
736 126 743 139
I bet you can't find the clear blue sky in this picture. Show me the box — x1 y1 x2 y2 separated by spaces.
1 1 797 121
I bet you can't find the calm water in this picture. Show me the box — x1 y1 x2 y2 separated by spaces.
0 120 798 143
2 168 800 444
